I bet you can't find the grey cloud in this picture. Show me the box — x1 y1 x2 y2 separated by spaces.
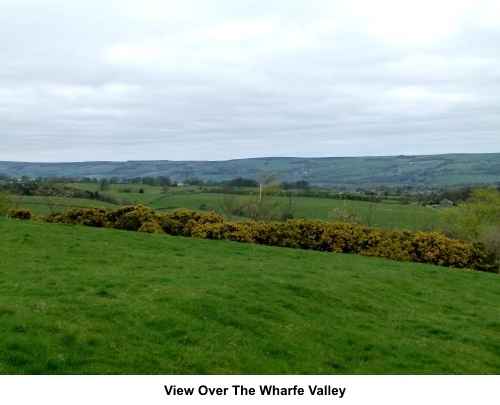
0 0 499 162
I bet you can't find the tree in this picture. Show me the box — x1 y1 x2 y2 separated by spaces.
38 182 61 215
0 188 13 217
98 178 109 191
444 187 500 270
366 191 378 228
257 172 280 199
156 176 172 188
222 177 258 188
281 180 311 191
328 192 362 225
184 177 204 186
141 177 155 186
445 187 500 241
219 187 237 220
281 189 297 221
242 172 281 221
328 206 362 225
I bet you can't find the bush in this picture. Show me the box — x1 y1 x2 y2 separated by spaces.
275 219 326 250
35 204 494 272
161 209 196 236
183 215 493 271
138 221 165 234
104 205 141 228
109 206 165 233
8 208 33 220
64 207 108 227
409 232 474 268
320 222 359 253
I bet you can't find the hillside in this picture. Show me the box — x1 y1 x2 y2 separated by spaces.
1 153 500 187
1 218 498 374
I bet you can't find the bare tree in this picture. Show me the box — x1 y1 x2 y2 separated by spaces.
219 187 237 220
282 189 298 221
366 191 377 228
38 182 61 215
328 192 362 225
243 172 281 221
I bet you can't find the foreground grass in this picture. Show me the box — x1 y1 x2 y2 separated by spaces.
0 218 498 374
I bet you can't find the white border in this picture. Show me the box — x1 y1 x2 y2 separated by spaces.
0 375 498 405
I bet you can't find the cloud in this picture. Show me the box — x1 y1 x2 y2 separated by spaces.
0 0 499 162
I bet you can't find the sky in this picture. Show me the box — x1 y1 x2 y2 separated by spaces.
1 0 499 162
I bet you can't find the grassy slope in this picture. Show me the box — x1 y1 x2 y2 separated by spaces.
0 218 498 375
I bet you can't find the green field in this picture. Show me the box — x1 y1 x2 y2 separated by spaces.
12 195 118 217
1 218 498 374
148 193 444 231
15 183 446 231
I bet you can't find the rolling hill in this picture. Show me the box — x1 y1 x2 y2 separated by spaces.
1 153 499 188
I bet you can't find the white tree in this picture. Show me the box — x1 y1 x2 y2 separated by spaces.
243 172 281 221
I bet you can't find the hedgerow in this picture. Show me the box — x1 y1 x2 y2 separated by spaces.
34 206 495 271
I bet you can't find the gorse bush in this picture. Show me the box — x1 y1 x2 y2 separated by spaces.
112 206 166 234
8 208 33 220
46 207 107 227
160 208 196 236
45 205 165 233
28 205 496 271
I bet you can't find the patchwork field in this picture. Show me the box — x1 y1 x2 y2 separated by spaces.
14 184 445 232
1 218 498 374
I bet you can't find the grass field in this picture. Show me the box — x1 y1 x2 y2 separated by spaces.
1 218 498 374
148 193 444 231
12 196 118 217
15 183 446 231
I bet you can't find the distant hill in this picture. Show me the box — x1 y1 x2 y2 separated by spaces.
1 153 499 188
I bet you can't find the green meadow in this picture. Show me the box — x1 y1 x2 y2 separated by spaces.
1 217 498 374
16 183 445 231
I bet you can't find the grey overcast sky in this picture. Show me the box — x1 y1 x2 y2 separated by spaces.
1 0 499 162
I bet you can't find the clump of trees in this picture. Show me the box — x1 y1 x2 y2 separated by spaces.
280 180 311 190
221 177 259 188
218 173 312 221
443 187 500 270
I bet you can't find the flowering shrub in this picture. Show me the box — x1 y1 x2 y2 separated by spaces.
160 208 196 236
111 206 165 233
64 207 108 227
8 208 33 220
39 205 494 271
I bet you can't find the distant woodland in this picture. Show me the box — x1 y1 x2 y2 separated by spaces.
1 153 499 188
